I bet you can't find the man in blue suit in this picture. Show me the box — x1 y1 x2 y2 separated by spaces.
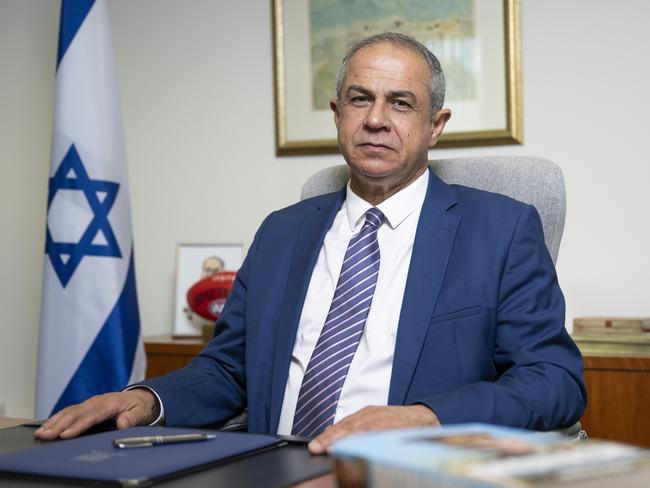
36 33 586 454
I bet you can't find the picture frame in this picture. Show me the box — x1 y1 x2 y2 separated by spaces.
273 0 522 155
173 243 244 337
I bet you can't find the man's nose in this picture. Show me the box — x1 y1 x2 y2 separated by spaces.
363 100 390 131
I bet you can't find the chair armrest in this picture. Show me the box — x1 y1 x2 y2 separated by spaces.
551 421 587 440
216 409 248 432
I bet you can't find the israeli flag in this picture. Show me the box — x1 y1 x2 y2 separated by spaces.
36 0 146 419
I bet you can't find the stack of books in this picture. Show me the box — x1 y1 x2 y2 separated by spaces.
332 424 650 487
572 317 650 355
574 317 650 335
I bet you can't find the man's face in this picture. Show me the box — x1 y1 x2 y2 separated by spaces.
201 256 224 277
331 42 450 195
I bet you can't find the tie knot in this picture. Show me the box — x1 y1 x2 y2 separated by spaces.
364 208 385 229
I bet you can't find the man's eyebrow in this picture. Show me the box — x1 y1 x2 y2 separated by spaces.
389 90 417 100
346 85 373 96
345 85 417 100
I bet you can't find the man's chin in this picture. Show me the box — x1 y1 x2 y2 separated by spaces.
346 157 398 180
349 168 397 184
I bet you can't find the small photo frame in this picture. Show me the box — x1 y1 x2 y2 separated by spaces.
173 243 244 336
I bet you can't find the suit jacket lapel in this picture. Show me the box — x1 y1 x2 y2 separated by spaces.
388 169 460 405
268 189 345 431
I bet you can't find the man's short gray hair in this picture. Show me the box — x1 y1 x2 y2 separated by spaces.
335 32 445 119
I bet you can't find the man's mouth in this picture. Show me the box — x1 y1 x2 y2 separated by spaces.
359 142 392 151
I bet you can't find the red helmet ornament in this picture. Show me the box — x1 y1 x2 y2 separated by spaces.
186 271 237 321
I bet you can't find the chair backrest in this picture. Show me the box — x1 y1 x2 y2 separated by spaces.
301 156 566 264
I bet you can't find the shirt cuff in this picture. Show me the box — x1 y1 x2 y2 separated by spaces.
123 385 165 426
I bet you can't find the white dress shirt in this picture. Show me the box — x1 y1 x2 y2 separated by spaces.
276 170 429 435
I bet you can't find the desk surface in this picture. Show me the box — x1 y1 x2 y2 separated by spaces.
0 419 31 430
0 421 335 488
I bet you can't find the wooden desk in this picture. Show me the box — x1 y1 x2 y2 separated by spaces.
144 335 205 378
581 354 650 447
0 418 31 430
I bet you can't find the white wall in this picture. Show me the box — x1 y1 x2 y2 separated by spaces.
1 0 648 418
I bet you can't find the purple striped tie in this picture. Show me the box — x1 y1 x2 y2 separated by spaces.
291 207 385 437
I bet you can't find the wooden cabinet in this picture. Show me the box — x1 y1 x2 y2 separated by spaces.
143 335 204 378
580 354 650 447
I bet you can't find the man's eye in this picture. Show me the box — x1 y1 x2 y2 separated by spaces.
350 96 370 104
393 100 411 109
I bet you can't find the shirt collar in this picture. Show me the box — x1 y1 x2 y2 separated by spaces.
345 169 429 232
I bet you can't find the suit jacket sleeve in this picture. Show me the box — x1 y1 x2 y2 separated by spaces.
418 205 587 430
137 213 270 427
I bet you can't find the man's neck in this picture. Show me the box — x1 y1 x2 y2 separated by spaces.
349 165 428 205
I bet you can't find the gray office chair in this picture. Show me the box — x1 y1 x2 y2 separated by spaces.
300 155 586 440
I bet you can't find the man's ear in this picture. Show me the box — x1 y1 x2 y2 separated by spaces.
429 108 452 147
330 98 340 128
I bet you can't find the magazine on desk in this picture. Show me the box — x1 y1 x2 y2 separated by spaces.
0 426 281 487
332 423 650 488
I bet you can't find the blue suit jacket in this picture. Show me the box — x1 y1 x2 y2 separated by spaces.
143 170 586 433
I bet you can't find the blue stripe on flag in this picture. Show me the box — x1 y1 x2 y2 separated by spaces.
57 0 96 67
52 249 141 414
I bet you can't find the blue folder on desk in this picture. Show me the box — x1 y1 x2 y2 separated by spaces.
0 426 281 487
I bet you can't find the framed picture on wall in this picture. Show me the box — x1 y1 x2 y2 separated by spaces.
273 0 522 155
173 243 243 337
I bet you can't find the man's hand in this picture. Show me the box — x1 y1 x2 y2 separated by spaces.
308 404 440 455
34 389 159 440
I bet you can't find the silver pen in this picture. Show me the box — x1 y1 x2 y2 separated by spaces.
113 433 217 449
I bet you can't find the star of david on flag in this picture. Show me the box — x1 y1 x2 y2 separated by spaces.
36 0 146 419
46 144 122 288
